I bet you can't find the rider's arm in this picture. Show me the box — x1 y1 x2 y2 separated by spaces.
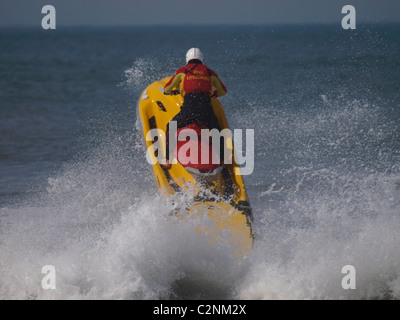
209 70 227 97
164 67 186 94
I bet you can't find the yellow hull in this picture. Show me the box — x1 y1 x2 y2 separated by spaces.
137 77 254 258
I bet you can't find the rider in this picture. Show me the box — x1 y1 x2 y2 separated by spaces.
162 48 227 168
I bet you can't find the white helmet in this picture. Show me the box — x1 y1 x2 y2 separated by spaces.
186 48 204 64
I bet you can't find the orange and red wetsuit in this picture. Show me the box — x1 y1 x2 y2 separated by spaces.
163 62 227 161
164 63 227 97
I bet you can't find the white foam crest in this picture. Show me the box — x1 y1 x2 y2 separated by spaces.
0 183 249 299
231 93 400 299
237 169 400 300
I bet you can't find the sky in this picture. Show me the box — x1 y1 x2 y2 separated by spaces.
0 0 399 27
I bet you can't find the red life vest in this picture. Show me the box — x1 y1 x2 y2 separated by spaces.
183 63 212 94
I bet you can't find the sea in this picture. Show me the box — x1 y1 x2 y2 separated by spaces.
1 24 399 300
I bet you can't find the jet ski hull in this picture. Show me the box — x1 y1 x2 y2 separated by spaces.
137 77 254 258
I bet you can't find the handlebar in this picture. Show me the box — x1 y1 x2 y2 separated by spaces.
164 89 180 95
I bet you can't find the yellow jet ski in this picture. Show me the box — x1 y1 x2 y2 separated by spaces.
137 77 254 258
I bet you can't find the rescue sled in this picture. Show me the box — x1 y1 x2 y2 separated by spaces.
137 77 254 258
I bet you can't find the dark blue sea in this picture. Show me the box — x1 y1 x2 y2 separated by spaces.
1 24 400 299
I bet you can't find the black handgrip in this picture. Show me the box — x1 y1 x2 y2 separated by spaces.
164 89 180 96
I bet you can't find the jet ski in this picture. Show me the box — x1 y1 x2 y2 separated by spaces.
137 77 254 258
